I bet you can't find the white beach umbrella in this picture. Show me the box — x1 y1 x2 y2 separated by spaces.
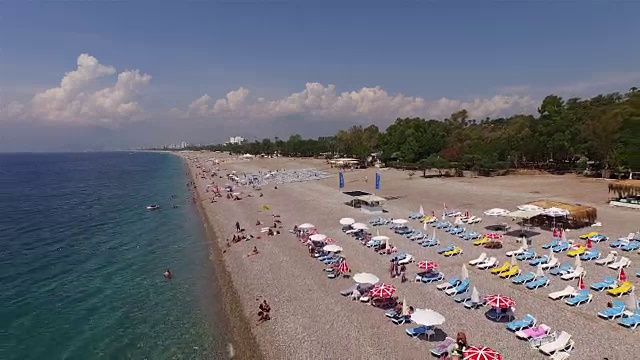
323 244 343 253
419 205 425 216
310 234 327 242
574 255 582 269
339 217 355 226
470 286 480 304
352 222 369 230
299 223 315 229
423 221 428 230
536 265 545 278
392 219 408 225
376 228 380 237
543 207 569 217
522 239 529 250
461 264 469 280
353 273 380 284
517 204 544 212
484 208 510 217
625 290 637 313
401 298 409 316
385 237 390 249
410 309 445 326
372 235 390 241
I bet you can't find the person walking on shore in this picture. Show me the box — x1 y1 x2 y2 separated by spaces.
235 221 241 232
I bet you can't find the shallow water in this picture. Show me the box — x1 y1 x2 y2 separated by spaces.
0 152 227 359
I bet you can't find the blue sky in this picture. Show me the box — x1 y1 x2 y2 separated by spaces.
1 1 639 151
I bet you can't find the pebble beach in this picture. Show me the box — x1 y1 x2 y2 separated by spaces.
180 151 639 360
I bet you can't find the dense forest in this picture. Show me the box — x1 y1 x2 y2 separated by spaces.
181 89 640 176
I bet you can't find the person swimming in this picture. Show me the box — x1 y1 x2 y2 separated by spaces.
164 269 172 279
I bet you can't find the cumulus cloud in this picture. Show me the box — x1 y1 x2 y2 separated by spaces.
181 82 536 123
1 54 151 125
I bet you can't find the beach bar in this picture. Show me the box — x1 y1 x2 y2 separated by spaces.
528 200 597 228
608 180 640 209
347 194 387 214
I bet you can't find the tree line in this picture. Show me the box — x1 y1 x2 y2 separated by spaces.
181 88 640 176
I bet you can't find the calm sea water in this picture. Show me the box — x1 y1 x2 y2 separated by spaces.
0 152 227 359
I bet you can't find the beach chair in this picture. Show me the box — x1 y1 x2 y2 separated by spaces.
506 314 536 331
549 263 572 276
621 241 640 252
442 247 462 257
539 331 574 356
606 281 633 297
467 216 482 224
590 276 617 291
552 241 571 253
515 250 536 261
610 237 630 248
550 352 571 360
340 284 358 296
499 265 520 279
580 249 600 261
462 231 481 240
579 231 598 239
473 237 489 246
430 337 456 357
589 233 608 242
637 269 640 277
419 238 439 247
445 279 470 295
453 289 471 303
560 266 584 280
506 246 525 257
477 257 498 270
564 289 592 306
512 271 536 284
597 300 626 319
405 325 430 338
526 276 550 289
436 277 460 290
529 255 549 266
542 239 560 249
490 262 511 275
515 324 552 340
618 312 640 329
566 245 587 257
540 257 559 270
486 308 515 322
608 257 631 269
595 252 617 265
398 254 414 265
437 244 455 254
548 286 576 300
391 315 411 325
469 252 487 266
419 271 444 283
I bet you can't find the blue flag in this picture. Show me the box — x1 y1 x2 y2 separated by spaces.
339 172 344 189
375 172 381 190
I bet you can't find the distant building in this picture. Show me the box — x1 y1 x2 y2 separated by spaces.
181 142 188 149
228 136 245 145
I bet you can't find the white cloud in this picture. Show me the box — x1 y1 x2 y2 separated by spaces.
182 82 536 122
1 54 151 124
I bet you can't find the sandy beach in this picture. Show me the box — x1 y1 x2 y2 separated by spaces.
179 151 639 360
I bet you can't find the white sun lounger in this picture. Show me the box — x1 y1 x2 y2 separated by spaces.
608 257 631 269
540 257 559 270
548 286 577 300
477 257 498 269
595 252 616 265
550 351 571 360
467 216 482 224
561 267 584 280
469 252 487 265
539 331 574 355
398 254 414 265
506 247 525 257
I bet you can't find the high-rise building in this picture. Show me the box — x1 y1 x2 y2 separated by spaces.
228 136 245 145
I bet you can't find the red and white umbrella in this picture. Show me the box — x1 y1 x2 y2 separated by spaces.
464 210 470 218
484 294 515 309
417 260 438 271
619 268 627 282
338 260 350 273
463 346 502 360
486 233 502 240
577 274 585 290
370 283 396 298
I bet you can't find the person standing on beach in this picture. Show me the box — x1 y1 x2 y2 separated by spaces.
235 221 241 232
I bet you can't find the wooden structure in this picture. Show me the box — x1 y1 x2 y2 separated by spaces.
608 180 640 209
528 200 597 227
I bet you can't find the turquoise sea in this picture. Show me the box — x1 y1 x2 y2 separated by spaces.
0 152 228 359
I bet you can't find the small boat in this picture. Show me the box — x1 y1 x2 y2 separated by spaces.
147 204 160 210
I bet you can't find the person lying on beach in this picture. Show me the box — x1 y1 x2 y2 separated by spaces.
259 300 271 313
256 311 270 324
256 220 263 226
245 246 259 257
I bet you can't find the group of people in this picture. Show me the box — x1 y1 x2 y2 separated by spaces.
388 260 407 282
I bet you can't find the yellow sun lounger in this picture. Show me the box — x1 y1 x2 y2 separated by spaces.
491 262 511 274
473 237 489 246
607 281 633 297
499 265 520 278
579 231 599 239
443 247 462 257
567 246 587 257
420 216 435 223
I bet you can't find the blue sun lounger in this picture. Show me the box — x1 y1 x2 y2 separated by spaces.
598 300 625 319
618 311 640 330
506 314 536 331
621 241 640 252
418 271 444 283
454 290 471 303
516 250 536 261
580 249 601 261
436 276 460 290
550 263 572 276
526 276 550 289
437 244 455 254
542 239 560 249
590 276 617 291
529 255 549 266
405 325 430 337
512 272 536 284
565 289 592 306
552 241 571 252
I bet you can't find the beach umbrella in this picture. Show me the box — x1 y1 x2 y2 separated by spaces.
339 217 355 226
411 309 445 326
299 223 315 229
463 346 502 360
536 265 545 279
423 221 428 230
586 238 593 249
574 255 582 269
517 204 543 212
338 260 350 273
486 232 502 240
310 234 327 242
419 205 425 216
417 260 438 271
353 273 379 284
461 264 469 280
561 229 567 242
370 283 396 298
577 274 585 290
384 237 390 250
543 207 569 217
324 237 336 244
372 235 389 242
352 222 369 230
522 239 529 251
483 208 510 217
401 298 409 316
618 268 627 282
470 286 480 304
376 228 380 237
484 294 515 309
392 219 408 225
323 244 343 253
552 227 559 238
625 290 637 313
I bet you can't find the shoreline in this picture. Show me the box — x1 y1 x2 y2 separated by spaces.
181 156 263 360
